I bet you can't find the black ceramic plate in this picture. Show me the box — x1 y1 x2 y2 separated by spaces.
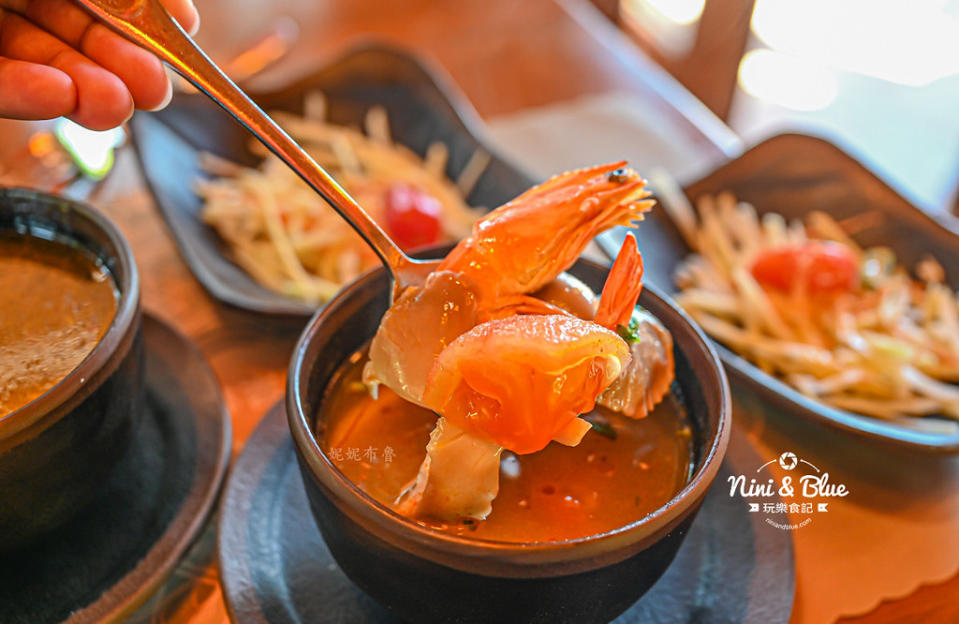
130 43 533 316
599 133 959 453
218 403 794 624
0 315 231 624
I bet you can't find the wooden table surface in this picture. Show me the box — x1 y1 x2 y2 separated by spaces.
3 0 957 621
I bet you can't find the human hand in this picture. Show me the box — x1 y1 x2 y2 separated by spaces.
0 0 198 130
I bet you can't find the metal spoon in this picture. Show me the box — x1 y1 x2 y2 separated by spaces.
75 0 436 300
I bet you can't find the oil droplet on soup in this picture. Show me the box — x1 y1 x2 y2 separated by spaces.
318 347 694 543
0 234 118 416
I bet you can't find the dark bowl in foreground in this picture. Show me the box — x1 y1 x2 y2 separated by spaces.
287 254 731 623
0 188 144 552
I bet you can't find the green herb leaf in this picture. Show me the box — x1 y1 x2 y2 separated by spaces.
582 414 617 440
616 317 642 344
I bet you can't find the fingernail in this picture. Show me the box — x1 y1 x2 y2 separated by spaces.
188 6 200 36
147 78 173 112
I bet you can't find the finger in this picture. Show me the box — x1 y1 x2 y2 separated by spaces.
0 0 199 35
0 11 131 130
158 0 199 35
78 22 172 110
11 0 169 110
0 57 75 119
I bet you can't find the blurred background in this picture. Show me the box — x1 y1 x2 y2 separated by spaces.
600 0 959 215
3 0 957 217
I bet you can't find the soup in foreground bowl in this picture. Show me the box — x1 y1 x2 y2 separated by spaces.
0 234 118 417
320 347 693 543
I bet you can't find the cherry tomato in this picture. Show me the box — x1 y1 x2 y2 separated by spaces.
384 184 442 251
751 241 859 294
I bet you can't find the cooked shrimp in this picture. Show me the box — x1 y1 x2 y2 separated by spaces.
398 240 643 522
424 315 631 454
364 163 652 404
591 233 676 418
439 162 653 306
365 165 672 522
532 272 598 320
595 233 644 329
397 314 631 521
597 308 675 418
364 271 479 406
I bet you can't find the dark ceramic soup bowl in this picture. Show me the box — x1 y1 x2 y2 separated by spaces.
288 254 731 624
0 188 143 552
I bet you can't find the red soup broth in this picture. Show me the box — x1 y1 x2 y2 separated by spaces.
318 348 694 543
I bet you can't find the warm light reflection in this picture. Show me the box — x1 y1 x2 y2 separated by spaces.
620 0 705 57
639 0 706 25
28 133 58 159
737 49 839 111
751 0 959 86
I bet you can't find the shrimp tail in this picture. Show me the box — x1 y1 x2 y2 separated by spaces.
595 233 645 330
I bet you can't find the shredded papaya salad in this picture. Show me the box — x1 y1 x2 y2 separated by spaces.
665 189 959 425
195 92 490 304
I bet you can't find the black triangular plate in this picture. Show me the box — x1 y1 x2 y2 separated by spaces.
130 43 533 316
601 133 959 452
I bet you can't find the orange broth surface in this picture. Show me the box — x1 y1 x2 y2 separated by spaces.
0 234 117 417
319 348 694 543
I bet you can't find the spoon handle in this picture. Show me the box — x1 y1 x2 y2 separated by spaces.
78 0 408 272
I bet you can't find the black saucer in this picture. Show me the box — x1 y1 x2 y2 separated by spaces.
0 315 231 624
219 403 794 624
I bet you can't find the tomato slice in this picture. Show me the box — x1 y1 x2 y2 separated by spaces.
384 184 442 251
751 241 859 294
